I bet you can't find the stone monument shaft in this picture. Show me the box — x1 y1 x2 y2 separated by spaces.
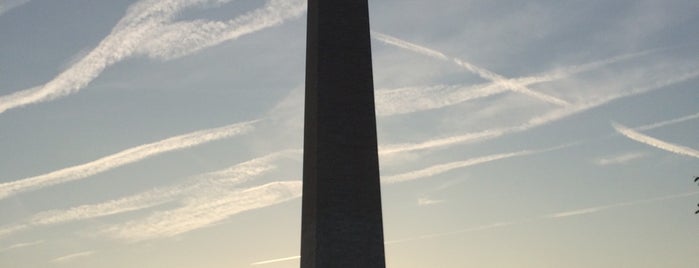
300 0 386 267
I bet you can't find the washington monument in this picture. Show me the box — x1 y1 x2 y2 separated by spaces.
300 0 386 267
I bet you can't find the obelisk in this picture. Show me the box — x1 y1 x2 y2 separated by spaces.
300 0 386 267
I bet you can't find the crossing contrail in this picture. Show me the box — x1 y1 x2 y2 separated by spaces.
0 0 305 114
372 31 570 106
379 69 699 155
374 47 662 116
0 120 257 200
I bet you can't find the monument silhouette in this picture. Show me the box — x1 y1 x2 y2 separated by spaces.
300 0 386 267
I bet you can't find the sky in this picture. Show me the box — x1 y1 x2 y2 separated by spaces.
1 0 698 267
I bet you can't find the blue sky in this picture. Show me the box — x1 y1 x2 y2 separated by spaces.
1 0 698 267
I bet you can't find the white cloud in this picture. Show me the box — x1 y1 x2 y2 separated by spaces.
0 0 306 114
613 122 699 159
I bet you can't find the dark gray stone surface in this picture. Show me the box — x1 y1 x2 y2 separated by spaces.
300 0 386 267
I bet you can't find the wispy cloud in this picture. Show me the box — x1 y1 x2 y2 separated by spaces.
103 180 302 242
594 152 647 166
384 221 519 245
417 195 445 206
0 224 29 238
0 120 256 200
387 191 699 246
0 151 292 239
0 0 30 16
252 189 698 266
0 0 306 114
50 250 95 263
613 122 699 159
372 31 569 106
0 240 44 252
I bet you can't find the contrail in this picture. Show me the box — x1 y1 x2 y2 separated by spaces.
452 58 570 106
102 180 302 242
0 0 306 114
248 221 521 265
371 31 570 106
594 152 647 166
635 111 699 131
382 144 570 184
0 120 257 200
385 221 519 245
251 190 699 265
613 123 699 159
251 256 300 266
371 31 448 60
0 240 44 252
375 83 509 116
417 195 446 206
379 129 503 155
0 151 292 238
547 191 699 218
379 69 699 155
137 0 306 60
384 191 699 244
49 250 95 263
383 151 530 184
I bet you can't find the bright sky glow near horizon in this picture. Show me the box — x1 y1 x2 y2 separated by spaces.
1 0 698 267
